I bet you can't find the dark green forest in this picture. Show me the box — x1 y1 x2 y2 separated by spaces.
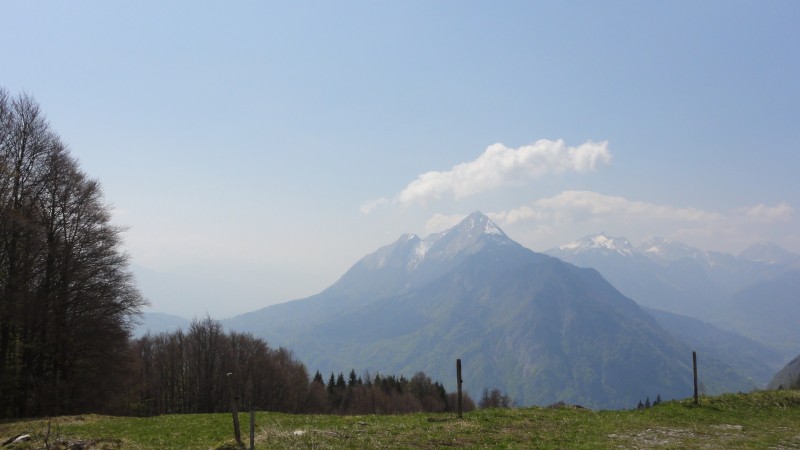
0 89 470 419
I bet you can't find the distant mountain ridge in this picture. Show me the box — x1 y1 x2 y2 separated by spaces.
226 212 754 409
133 312 191 338
644 307 784 386
740 242 800 266
556 234 636 256
551 233 799 266
548 234 727 320
722 270 800 358
547 233 800 360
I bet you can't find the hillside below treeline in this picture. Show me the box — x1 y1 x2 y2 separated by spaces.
2 390 799 449
223 212 772 410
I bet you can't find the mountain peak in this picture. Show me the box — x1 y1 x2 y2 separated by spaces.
455 211 506 238
414 211 513 265
638 237 705 261
557 233 634 256
323 209 528 299
739 242 799 265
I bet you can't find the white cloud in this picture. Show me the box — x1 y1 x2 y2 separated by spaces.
488 207 543 225
396 139 611 205
486 191 797 254
360 197 389 215
741 202 793 223
520 190 724 224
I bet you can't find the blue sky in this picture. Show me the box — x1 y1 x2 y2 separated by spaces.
3 1 799 317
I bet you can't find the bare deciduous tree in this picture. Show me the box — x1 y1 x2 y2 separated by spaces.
0 88 146 417
478 388 516 409
131 317 310 415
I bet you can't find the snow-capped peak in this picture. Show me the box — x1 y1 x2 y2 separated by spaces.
641 237 672 255
637 237 705 261
558 233 634 256
459 211 507 237
359 211 518 274
406 211 511 270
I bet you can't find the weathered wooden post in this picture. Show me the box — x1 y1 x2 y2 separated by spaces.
692 351 699 405
249 408 255 450
457 359 463 419
227 372 244 447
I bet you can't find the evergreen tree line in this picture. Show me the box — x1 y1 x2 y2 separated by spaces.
0 89 147 418
307 369 475 415
132 318 476 416
636 394 662 410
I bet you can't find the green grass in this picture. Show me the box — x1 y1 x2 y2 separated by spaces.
2 390 800 449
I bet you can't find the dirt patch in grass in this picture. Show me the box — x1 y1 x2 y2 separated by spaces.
608 423 756 449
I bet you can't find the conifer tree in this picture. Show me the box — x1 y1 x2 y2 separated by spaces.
327 373 336 394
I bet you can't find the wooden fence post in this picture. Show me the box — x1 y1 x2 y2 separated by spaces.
227 373 244 447
457 359 463 419
693 351 699 405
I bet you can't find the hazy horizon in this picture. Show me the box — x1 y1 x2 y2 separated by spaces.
4 1 799 317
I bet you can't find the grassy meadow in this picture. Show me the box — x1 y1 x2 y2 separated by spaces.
2 390 799 449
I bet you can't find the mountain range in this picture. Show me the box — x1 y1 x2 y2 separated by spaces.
546 234 800 360
643 307 783 386
224 212 758 409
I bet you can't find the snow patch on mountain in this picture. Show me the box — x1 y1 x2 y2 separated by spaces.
406 211 510 270
403 233 419 242
643 245 661 254
484 219 504 236
558 233 634 256
638 237 708 262
409 238 433 270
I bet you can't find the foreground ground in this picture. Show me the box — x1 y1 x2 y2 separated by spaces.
2 390 799 449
